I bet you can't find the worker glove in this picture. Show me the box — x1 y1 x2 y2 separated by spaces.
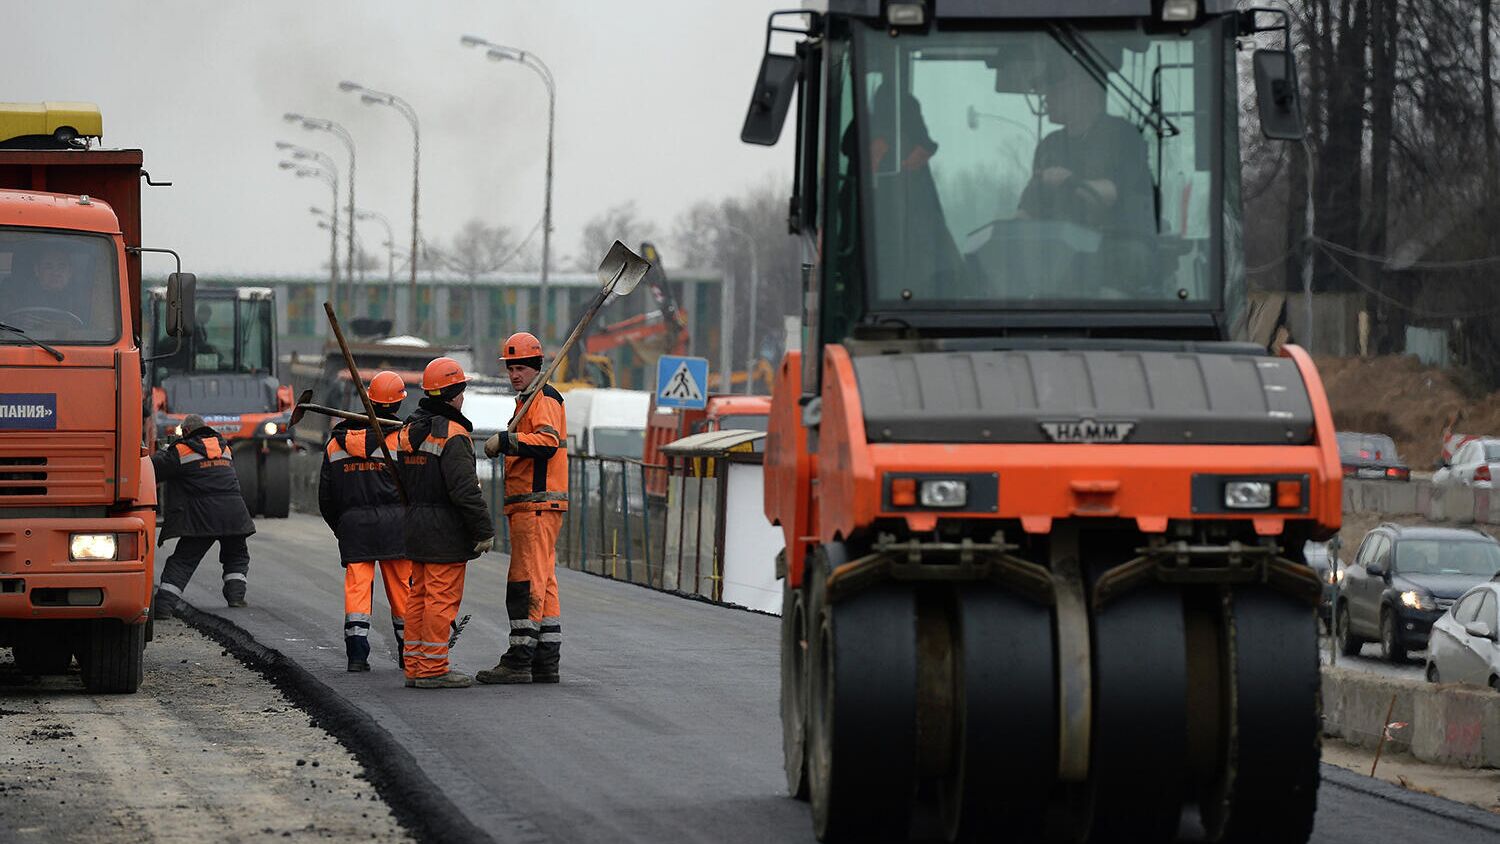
484 433 514 458
474 537 495 554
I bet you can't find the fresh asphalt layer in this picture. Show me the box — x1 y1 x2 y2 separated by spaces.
169 515 1500 844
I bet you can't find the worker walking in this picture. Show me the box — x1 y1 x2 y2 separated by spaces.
151 414 256 616
319 371 412 673
478 332 568 685
398 357 495 689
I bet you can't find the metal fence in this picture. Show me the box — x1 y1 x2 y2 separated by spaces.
483 455 678 589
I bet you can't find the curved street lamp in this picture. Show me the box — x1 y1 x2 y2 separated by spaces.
284 114 358 317
338 82 421 335
279 161 340 301
460 35 556 336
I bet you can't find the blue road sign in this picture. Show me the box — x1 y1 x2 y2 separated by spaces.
656 355 710 410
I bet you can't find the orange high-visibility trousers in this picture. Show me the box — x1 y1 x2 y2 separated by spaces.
404 562 466 680
500 510 562 673
343 559 412 664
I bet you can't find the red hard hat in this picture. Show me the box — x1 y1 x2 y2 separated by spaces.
502 332 544 362
368 370 406 404
421 357 468 393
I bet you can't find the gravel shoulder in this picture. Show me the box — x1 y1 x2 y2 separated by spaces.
0 616 411 844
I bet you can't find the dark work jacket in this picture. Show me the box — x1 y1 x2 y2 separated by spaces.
398 398 495 563
150 427 256 546
318 419 406 564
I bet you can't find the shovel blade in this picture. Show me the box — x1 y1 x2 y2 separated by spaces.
596 240 651 296
289 389 315 427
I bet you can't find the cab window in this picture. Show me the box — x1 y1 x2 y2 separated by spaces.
0 229 120 344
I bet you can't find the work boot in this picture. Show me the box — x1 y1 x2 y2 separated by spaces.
413 671 473 689
404 677 416 688
347 659 371 673
531 671 560 684
223 580 247 608
153 590 179 620
475 663 532 685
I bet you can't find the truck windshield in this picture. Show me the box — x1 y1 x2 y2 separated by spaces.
845 20 1236 314
151 294 275 384
0 229 120 344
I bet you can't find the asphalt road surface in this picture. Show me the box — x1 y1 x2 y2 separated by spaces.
168 515 1500 844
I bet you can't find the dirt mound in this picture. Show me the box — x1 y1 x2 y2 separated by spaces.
1315 355 1500 467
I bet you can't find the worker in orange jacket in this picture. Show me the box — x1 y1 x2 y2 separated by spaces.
318 371 411 674
398 357 495 689
478 332 568 684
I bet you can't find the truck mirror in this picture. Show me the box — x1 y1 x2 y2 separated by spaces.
741 52 798 146
165 272 197 338
1253 49 1305 141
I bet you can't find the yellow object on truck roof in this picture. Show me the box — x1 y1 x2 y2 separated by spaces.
0 102 103 146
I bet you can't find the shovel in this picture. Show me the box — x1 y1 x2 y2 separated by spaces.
486 241 651 457
289 389 403 428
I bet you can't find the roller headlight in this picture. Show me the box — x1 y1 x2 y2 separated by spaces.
69 533 117 561
919 479 968 508
263 421 280 436
1224 481 1272 509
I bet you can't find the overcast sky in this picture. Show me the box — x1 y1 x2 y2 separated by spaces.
5 1 793 276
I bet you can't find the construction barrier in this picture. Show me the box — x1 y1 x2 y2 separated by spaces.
1322 666 1500 768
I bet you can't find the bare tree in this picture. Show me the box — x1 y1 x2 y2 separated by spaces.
432 218 514 352
574 201 653 271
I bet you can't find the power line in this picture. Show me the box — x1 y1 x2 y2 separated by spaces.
1317 244 1500 319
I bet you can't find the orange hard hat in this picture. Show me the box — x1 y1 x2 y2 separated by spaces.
502 332 544 362
421 357 468 393
368 371 406 404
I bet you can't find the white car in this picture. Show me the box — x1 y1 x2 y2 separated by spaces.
1426 581 1500 690
1434 437 1500 489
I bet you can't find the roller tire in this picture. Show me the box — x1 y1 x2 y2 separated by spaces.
947 585 1054 843
260 443 291 518
79 620 145 694
808 546 918 842
233 441 261 517
1090 585 1187 842
781 565 810 800
1218 589 1319 844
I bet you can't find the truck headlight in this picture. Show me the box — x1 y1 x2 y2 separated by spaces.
1400 590 1434 611
1224 481 1272 509
69 533 117 561
1161 0 1199 21
920 479 968 508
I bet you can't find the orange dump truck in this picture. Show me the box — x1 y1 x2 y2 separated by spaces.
0 140 188 692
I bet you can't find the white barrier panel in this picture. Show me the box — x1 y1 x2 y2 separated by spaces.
720 463 783 615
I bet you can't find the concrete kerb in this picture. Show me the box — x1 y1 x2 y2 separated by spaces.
1320 761 1500 833
1322 666 1500 769
171 600 547 844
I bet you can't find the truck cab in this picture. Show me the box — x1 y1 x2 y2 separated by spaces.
0 145 177 693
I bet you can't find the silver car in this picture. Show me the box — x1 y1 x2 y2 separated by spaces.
1425 580 1500 690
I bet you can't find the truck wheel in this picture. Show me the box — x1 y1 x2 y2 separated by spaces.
233 441 261 517
13 638 72 675
79 620 145 694
260 443 291 518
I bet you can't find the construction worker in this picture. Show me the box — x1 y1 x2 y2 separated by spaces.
478 332 568 685
398 357 495 689
151 414 256 616
318 371 411 673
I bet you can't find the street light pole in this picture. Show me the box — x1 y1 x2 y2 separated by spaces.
340 82 421 336
355 209 397 320
279 160 339 312
460 35 556 338
721 224 760 394
285 114 357 319
277 142 341 307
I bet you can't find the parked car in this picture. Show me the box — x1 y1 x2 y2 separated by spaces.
1426 581 1500 690
1336 432 1410 481
1336 524 1500 662
1305 540 1341 627
1433 436 1500 489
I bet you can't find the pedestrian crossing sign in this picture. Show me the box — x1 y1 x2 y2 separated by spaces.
656 355 709 410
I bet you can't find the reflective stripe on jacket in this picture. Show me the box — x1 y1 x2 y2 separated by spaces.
150 426 256 545
318 420 406 563
502 384 569 515
398 398 495 563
